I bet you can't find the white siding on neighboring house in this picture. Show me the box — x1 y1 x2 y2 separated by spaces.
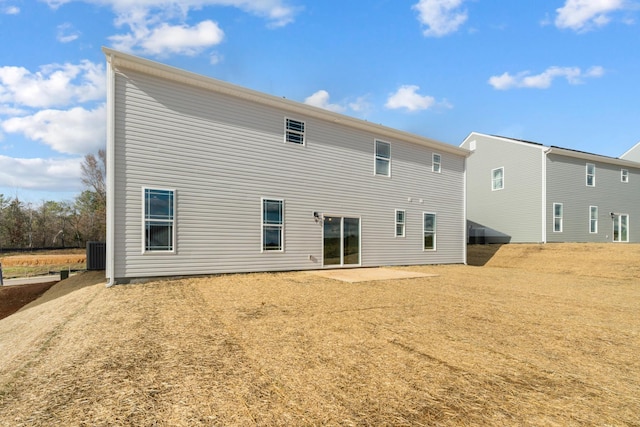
462 132 640 244
105 49 469 283
620 141 640 163
461 133 545 243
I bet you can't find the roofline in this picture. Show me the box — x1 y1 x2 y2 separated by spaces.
546 146 640 168
620 141 640 159
461 132 548 151
462 132 640 168
103 47 470 158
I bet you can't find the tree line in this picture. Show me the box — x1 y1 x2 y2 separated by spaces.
0 150 106 251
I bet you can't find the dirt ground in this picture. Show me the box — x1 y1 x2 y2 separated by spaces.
0 282 58 320
0 244 638 426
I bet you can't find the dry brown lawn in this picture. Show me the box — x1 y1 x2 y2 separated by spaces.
0 243 638 426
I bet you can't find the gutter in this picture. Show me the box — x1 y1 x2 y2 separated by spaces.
105 53 116 287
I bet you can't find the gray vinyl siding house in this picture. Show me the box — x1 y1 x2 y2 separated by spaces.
104 48 469 284
461 132 640 244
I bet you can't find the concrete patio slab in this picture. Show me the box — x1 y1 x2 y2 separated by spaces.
307 267 437 283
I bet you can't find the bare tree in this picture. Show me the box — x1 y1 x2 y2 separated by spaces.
80 149 106 205
78 149 107 242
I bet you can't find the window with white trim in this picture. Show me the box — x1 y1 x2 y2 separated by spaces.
144 188 175 252
285 118 305 145
423 212 436 250
432 153 441 173
553 203 563 232
375 140 391 176
621 169 629 183
395 209 405 237
586 163 595 187
262 198 284 251
492 167 504 191
590 206 598 234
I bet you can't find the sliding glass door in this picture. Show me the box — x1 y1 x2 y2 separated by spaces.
323 216 360 267
613 214 629 242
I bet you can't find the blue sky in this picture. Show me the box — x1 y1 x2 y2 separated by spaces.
1 0 639 202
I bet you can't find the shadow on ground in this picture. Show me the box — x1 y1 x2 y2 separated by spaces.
466 244 505 266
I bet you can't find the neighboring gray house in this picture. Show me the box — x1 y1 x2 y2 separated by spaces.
104 48 470 284
621 141 640 163
461 132 640 244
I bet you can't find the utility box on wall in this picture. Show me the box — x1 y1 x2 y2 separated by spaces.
86 241 106 270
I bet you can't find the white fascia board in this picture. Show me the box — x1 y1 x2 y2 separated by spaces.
102 47 469 158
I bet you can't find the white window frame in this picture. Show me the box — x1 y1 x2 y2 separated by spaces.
285 117 305 145
621 169 629 183
589 206 598 234
142 187 176 253
553 203 563 233
423 212 436 251
586 163 595 187
432 153 441 173
395 209 406 237
491 167 504 191
375 140 391 177
261 198 284 252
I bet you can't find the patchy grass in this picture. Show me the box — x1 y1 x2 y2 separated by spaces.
0 244 638 426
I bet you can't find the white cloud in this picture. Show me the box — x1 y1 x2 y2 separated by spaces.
44 1 297 56
413 0 468 37
555 0 626 31
57 23 81 42
48 0 298 26
111 20 224 55
488 66 606 90
2 5 20 14
348 96 373 114
0 61 105 108
385 85 436 111
2 105 106 155
210 52 223 65
304 90 346 113
0 155 82 191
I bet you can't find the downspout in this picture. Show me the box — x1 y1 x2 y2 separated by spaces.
541 147 551 244
463 155 468 264
105 52 117 287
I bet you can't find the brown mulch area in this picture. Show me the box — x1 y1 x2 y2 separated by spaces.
0 282 57 320
0 245 638 426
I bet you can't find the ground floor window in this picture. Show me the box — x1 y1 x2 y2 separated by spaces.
553 203 563 232
423 212 436 250
144 188 175 252
262 198 284 251
589 206 598 234
395 209 405 237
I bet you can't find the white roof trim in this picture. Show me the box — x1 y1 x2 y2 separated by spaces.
103 47 469 157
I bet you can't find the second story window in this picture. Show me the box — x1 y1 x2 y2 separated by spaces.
586 163 595 187
432 153 441 173
621 169 629 183
285 118 305 145
492 167 504 191
375 140 391 176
